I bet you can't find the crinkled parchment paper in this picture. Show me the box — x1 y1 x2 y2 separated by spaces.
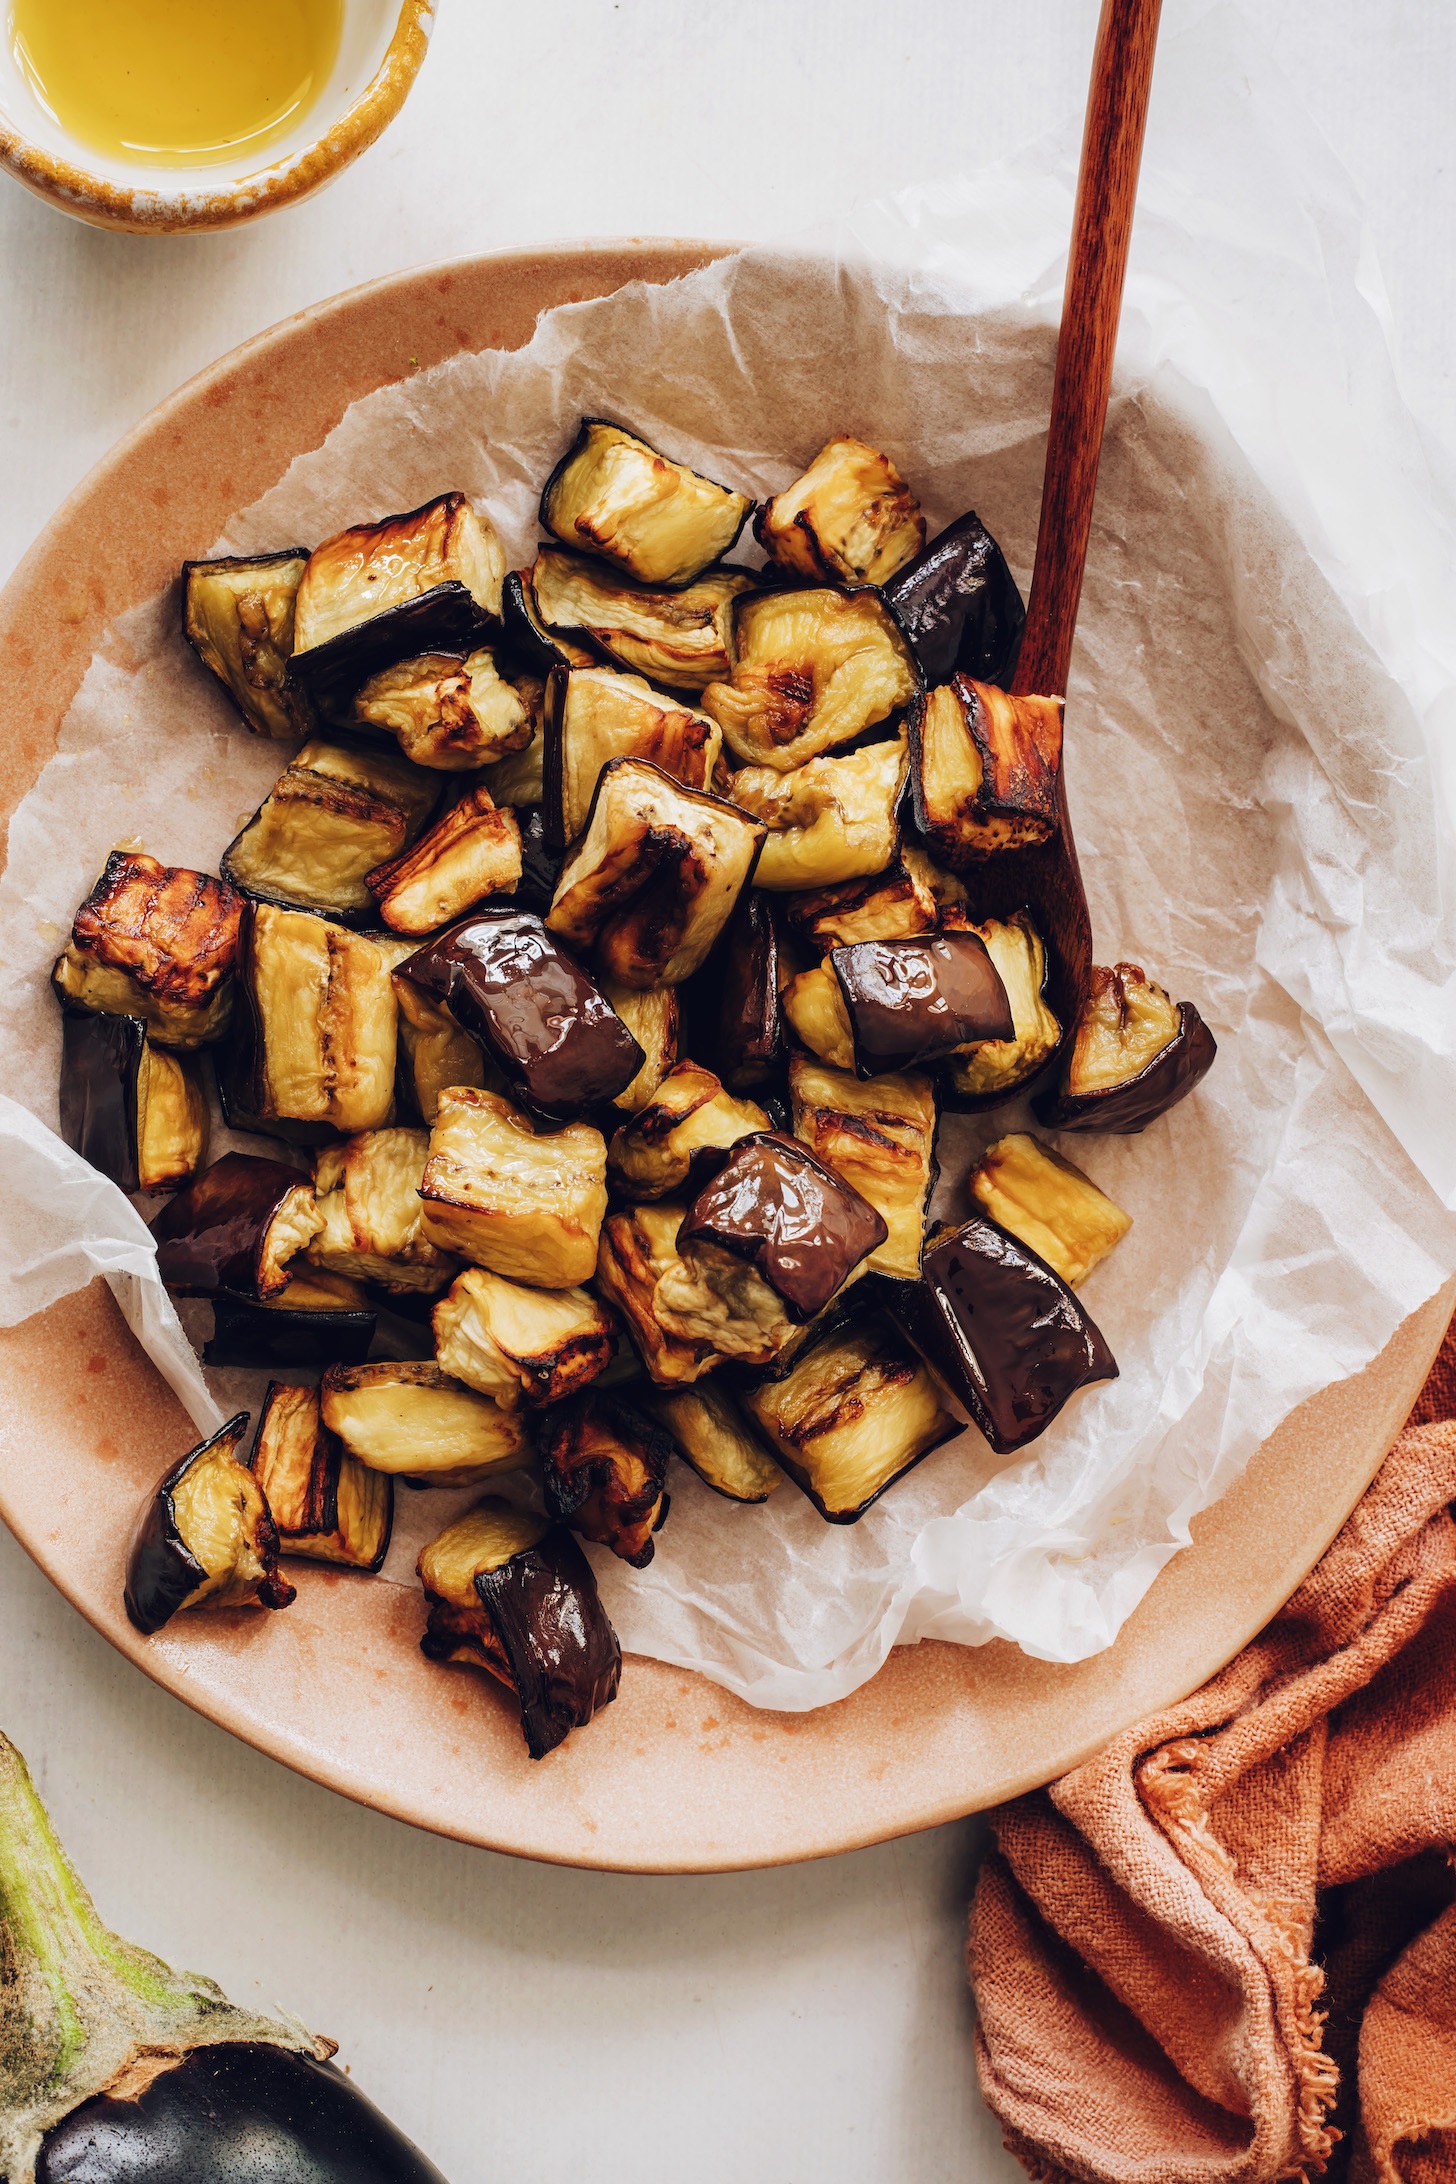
3 7 1455 1707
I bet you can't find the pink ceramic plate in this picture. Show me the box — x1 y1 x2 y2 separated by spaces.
0 245 1446 1872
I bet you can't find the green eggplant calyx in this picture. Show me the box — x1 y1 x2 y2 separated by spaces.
0 1732 328 2184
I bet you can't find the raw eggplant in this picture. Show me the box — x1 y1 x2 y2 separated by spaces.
703 587 920 771
150 1151 322 1298
320 1362 529 1488
969 1133 1131 1288
1034 962 1217 1134
59 1012 208 1193
540 418 750 588
182 549 314 740
882 510 1026 688
536 1391 672 1566
530 549 757 691
542 664 721 848
754 436 924 586
250 1382 393 1570
221 740 437 923
677 1129 887 1323
418 1087 607 1288
124 1414 296 1635
432 1266 616 1410
52 850 244 1049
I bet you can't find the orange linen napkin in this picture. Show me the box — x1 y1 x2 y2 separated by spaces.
970 1359 1456 2184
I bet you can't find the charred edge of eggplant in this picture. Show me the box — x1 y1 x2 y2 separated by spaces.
932 907 1064 1114
881 510 1027 690
181 548 314 738
499 568 606 679
214 1036 341 1148
287 583 495 718
536 1392 673 1567
513 807 567 917
58 1010 145 1193
469 1531 623 1760
1033 1002 1218 1135
538 417 752 589
123 1413 295 1636
682 887 784 1093
203 1292 376 1370
726 1272 881 1388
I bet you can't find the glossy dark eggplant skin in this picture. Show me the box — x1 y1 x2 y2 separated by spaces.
1034 1003 1218 1135
681 1130 888 1323
58 1011 145 1191
881 1217 1117 1457
882 510 1026 689
215 1041 338 1148
499 569 595 677
473 1531 622 1761
829 931 1013 1077
38 2041 449 2184
287 583 493 719
150 1151 307 1296
684 888 783 1092
513 806 566 917
204 1292 377 1370
122 1414 296 1636
399 908 643 1120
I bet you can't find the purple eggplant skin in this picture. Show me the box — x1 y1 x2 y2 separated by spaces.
499 568 597 678
513 806 566 918
149 1150 309 1297
58 1011 145 1191
880 1218 1117 1457
881 510 1026 690
1034 1003 1218 1135
38 2041 449 2184
400 908 643 1121
680 1130 889 1323
286 582 491 720
214 1037 338 1149
203 1292 376 1371
469 1531 622 1761
684 887 783 1092
122 1413 295 1636
829 931 1014 1078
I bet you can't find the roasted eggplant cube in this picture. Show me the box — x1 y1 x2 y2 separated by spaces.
789 1058 937 1282
59 1012 208 1193
367 786 522 936
543 664 721 848
887 1216 1118 1454
183 549 314 740
678 1130 887 1323
391 972 489 1124
251 1382 392 1570
234 904 398 1133
1034 963 1218 1135
882 511 1026 689
433 1266 615 1410
732 734 906 892
908 676 1063 866
828 929 1013 1077
604 980 680 1114
741 1316 956 1523
537 1392 672 1566
500 567 600 676
970 1133 1131 1288
782 965 858 1073
485 728 548 811
53 850 244 1049
419 1087 607 1288
643 1382 783 1502
204 1278 377 1371
755 437 924 587
124 1414 296 1635
151 1151 322 1298
400 908 643 1119
941 911 1062 1103
704 587 920 771
308 1128 458 1294
418 1500 621 1760
531 549 756 691
783 851 940 950
607 1061 769 1201
681 887 782 1092
222 739 437 922
320 1361 528 1486
540 419 750 589
353 647 533 770
595 1202 730 1385
546 759 764 988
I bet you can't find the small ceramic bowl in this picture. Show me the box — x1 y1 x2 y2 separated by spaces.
0 0 433 234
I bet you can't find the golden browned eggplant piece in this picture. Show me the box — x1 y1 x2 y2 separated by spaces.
782 849 941 950
391 968 490 1123
222 739 437 922
418 1086 607 1287
432 1266 616 1409
789 1057 937 1282
741 1315 957 1523
781 965 857 1072
643 1381 784 1502
731 734 906 891
53 850 244 1049
483 728 547 808
307 1128 459 1294
677 1131 887 1325
59 1013 209 1193
603 979 680 1114
828 929 1013 1078
150 1151 322 1298
940 910 1062 1104
546 758 764 988
417 1499 621 1760
755 437 925 587
594 1201 729 1385
353 647 534 769
530 550 757 691
703 588 919 770
1034 963 1218 1135
606 1060 769 1201
233 904 398 1133
908 676 1063 865
320 1362 529 1487
367 785 522 935
183 549 314 740
536 1391 672 1566
540 419 751 588
543 665 721 847
250 1382 393 1571
970 1133 1131 1288
124 1415 296 1635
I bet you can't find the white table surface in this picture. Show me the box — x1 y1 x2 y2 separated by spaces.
1 5 1451 2179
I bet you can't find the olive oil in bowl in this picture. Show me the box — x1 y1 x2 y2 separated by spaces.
9 0 345 171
